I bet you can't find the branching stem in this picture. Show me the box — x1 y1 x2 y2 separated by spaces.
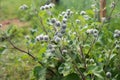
7 38 56 76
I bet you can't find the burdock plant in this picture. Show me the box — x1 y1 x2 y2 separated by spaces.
0 0 120 80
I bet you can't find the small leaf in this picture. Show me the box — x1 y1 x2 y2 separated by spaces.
94 72 104 79
87 64 104 79
110 54 116 60
58 63 73 76
0 46 6 55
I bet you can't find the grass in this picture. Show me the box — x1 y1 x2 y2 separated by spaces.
0 0 31 21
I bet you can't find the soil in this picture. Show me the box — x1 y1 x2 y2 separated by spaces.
0 18 29 30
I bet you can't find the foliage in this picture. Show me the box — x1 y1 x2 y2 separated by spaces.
0 0 120 80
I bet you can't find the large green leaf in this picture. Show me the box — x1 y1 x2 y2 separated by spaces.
33 66 46 80
62 73 80 80
87 64 104 79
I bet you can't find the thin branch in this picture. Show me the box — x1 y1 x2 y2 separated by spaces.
73 61 86 80
86 38 96 55
79 44 87 69
83 34 89 45
7 38 57 76
69 50 86 80
108 0 120 20
72 22 87 70
39 16 48 35
8 39 33 58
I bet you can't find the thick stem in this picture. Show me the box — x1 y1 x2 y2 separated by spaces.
73 61 86 80
100 0 106 21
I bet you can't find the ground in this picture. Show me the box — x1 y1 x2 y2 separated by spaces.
0 18 29 30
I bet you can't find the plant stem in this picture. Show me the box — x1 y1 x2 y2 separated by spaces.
8 38 43 66
108 0 120 20
71 22 87 69
104 43 115 70
73 61 86 80
69 51 86 80
39 16 48 35
79 44 87 69
87 38 96 55
83 35 89 45
7 38 56 76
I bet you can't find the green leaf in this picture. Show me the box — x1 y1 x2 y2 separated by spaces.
94 72 103 79
87 64 104 79
0 46 6 55
62 73 80 80
33 66 46 80
58 63 73 76
6 26 17 36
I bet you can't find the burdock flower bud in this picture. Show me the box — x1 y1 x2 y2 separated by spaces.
110 2 115 8
51 18 56 24
36 36 40 41
86 29 94 34
49 3 55 8
39 34 44 41
48 44 53 49
60 29 66 34
115 45 120 49
44 5 49 10
89 58 94 63
93 33 98 38
54 36 61 43
64 14 68 19
62 23 67 29
93 29 99 34
61 11 66 15
66 11 70 16
0 24 2 28
62 50 67 54
114 29 120 34
66 9 71 13
113 34 119 38
43 35 49 41
86 29 98 37
114 30 120 38
36 34 44 41
57 32 63 38
62 18 67 23
40 6 45 10
83 15 90 20
80 11 86 15
56 21 61 27
114 40 120 45
106 72 112 78
76 19 80 24
19 4 28 10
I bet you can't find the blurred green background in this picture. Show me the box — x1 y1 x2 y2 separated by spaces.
1 0 120 21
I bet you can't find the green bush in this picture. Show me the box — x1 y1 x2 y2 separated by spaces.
0 0 120 80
